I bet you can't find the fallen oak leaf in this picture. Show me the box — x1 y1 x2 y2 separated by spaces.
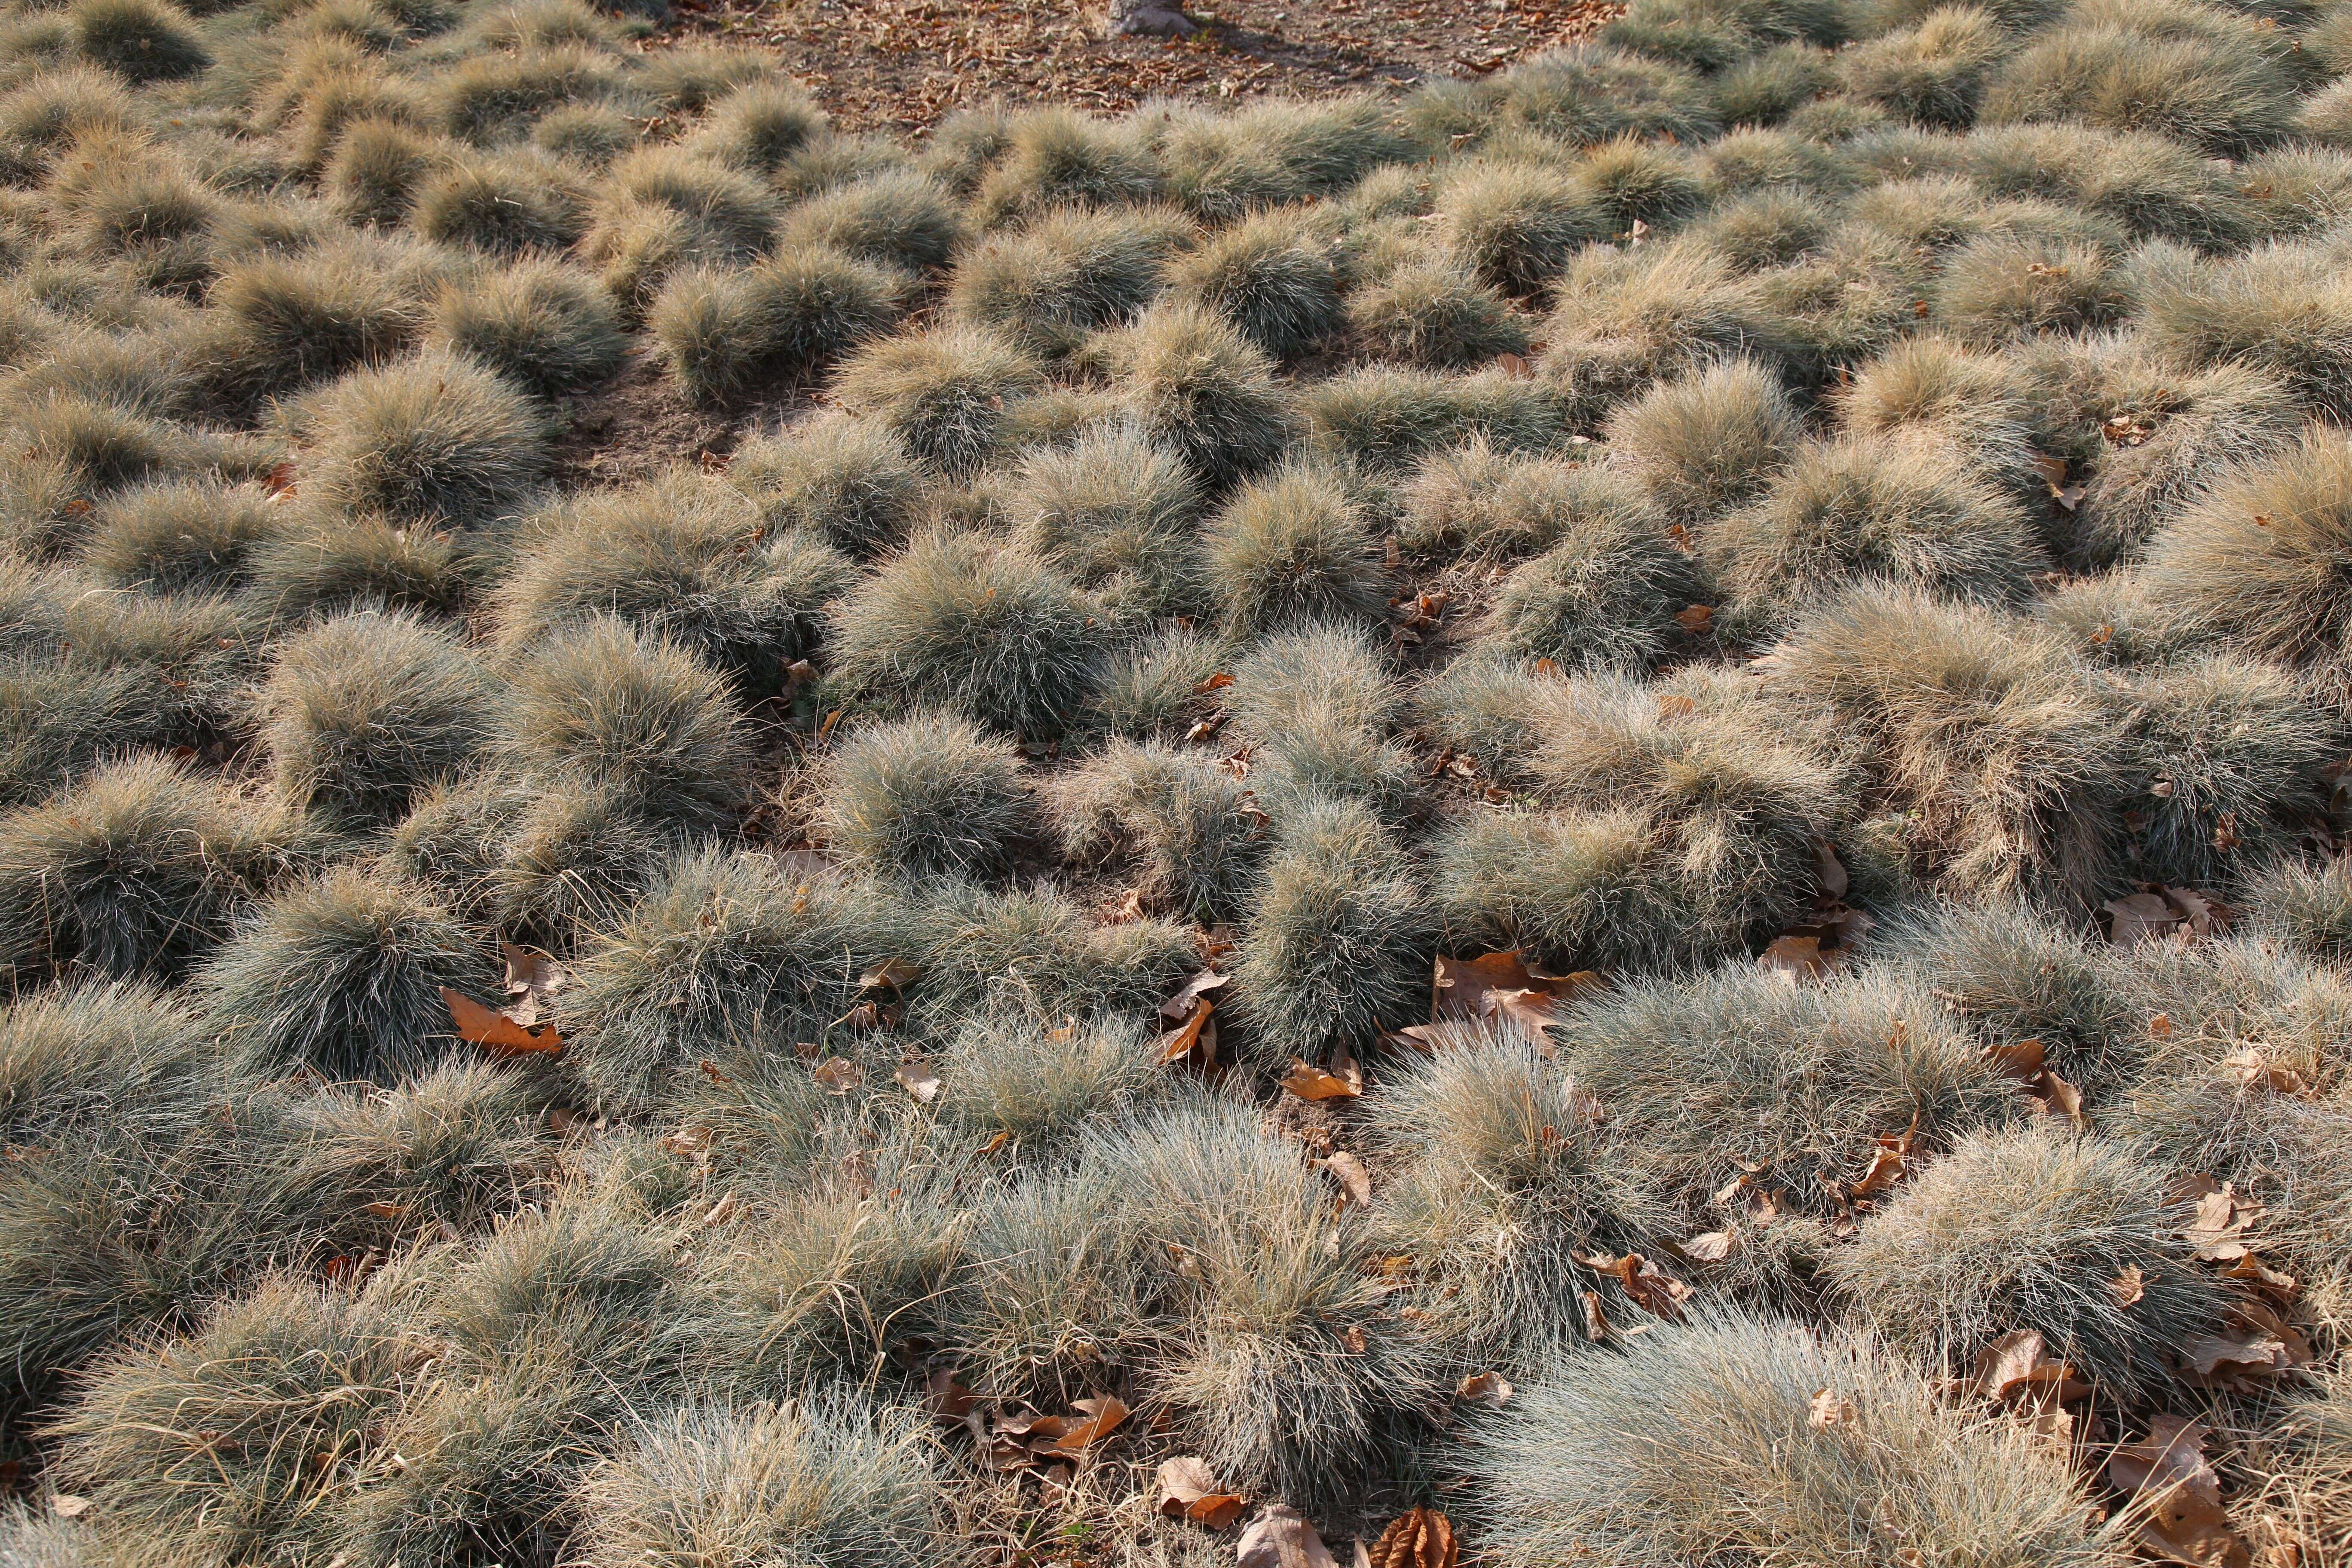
1157 1456 1245 1529
1574 1250 1691 1320
894 1057 940 1103
1808 1388 1858 1429
1238 1505 1338 1568
811 1057 864 1093
1281 1056 1362 1101
1322 1149 1372 1207
859 957 922 991
499 942 567 1026
1366 1506 1456 1568
1455 1371 1512 1408
2107 1415 2251 1568
1157 997 1217 1066
1032 1395 1129 1457
1161 969 1231 1020
441 987 562 1058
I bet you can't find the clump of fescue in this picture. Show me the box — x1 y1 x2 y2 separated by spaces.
1437 160 1603 297
1711 45 1841 127
0 978 217 1144
1768 586 2130 906
1874 898 2131 1090
946 204 1188 357
432 45 618 145
1298 364 1564 473
1604 0 1850 70
2245 856 2352 960
501 616 751 831
830 528 1106 735
1005 420 1203 617
1409 652 1568 783
692 82 825 175
1370 1028 1670 1368
900 879 1196 1028
1931 231 2132 344
0 655 174 810
1537 237 1785 422
194 239 441 405
531 101 637 165
1512 673 1848 965
2140 242 2352 420
1429 803 1668 975
970 106 1162 225
245 511 478 624
831 325 1044 476
70 0 209 82
2121 655 2334 889
1204 459 1387 637
652 246 908 404
2142 427 2352 705
493 468 850 690
952 1168 1154 1402
1158 94 1419 222
487 778 681 943
1225 618 1399 744
1572 135 1704 235
0 67 138 185
822 710 1028 881
1833 1127 2233 1397
1691 187 1832 271
1838 333 2038 501
259 609 488 830
941 1009 1154 1148
1708 432 2047 635
0 756 288 984
1399 439 1611 562
429 259 626 398
1055 739 1265 921
1346 260 1531 369
50 1273 414 1568
1109 300 1291 493
1559 965 2017 1218
197 866 494 1081
1604 355 1797 527
1463 1311 2110 1568
410 150 588 256
1749 220 1927 383
1980 7 2298 155
723 411 924 560
1171 208 1342 360
1234 796 1432 1066
1493 44 1721 145
293 351 545 528
1835 5 2008 126
1481 510 1709 671
573 1393 943 1568
1696 127 1856 198
84 478 283 594
559 848 871 1113
1084 622 1224 739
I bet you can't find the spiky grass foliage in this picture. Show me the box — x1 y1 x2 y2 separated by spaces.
1055 739 1265 921
83 478 283 594
1346 260 1531 369
198 866 494 1081
1370 1028 1670 1369
1875 898 2131 1089
1709 432 2046 634
720 416 920 564
1158 94 1418 221
650 246 907 404
2121 655 2334 888
1109 300 1290 493
1084 622 1223 740
531 101 638 166
560 848 871 1113
1436 160 1603 297
1833 1126 2231 1397
0 978 216 1144
1481 510 1709 671
429 259 626 398
1170 207 1342 360
940 1009 1154 1148
1692 187 1832 271
0 653 177 808
1558 966 2018 1218
410 150 588 256
1431 802 1658 966
193 239 440 405
586 150 777 257
1204 459 1387 637
1980 6 2299 155
501 616 751 831
1298 364 1564 472
259 609 488 829
1604 0 1851 70
773 169 959 275
1696 127 1857 199
432 45 619 145
1769 587 2129 905
70 0 208 82
900 878 1195 1027
1491 43 1721 147
572 1393 944 1568
951 1166 1154 1401
2139 242 2352 420
692 79 826 175
1395 440 1599 562
1835 5 2009 127
481 777 681 942
0 756 288 984
946 203 1188 358
493 468 851 688
830 528 1106 736
1409 651 1567 784
50 1271 415 1568
1838 332 2038 504
1538 237 1785 422
1232 796 1431 1065
1711 44 1841 127
0 67 137 185
292 351 545 528
822 710 1029 881
1960 122 2255 251
1004 420 1203 617
2245 855 2352 959
1573 135 1705 236
2143 428 2352 704
831 325 1044 477
970 106 1162 226
1497 674 1846 965
244 510 477 623
1930 230 2132 345
1464 1311 2108 1568
1605 355 1797 527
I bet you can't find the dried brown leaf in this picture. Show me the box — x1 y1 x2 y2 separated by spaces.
1238 1504 1338 1568
441 987 563 1058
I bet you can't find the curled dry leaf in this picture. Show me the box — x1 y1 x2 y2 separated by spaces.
1808 1388 1859 1429
1674 603 1715 635
859 957 923 992
811 1057 864 1094
51 1496 89 1519
2221 1050 2312 1097
1158 996 1217 1066
1579 1290 1609 1341
2109 1265 2146 1309
1847 1120 1920 1201
2107 1415 2252 1568
1574 1250 1691 1320
1455 1370 1512 1408
1157 1456 1246 1530
1430 952 1598 1041
2179 1179 2263 1263
1322 1149 1372 1207
923 1367 977 1422
1238 1505 1338 1568
1281 1055 1362 1102
1961 1330 2091 1409
1758 933 1836 985
441 986 563 1058
894 1057 941 1103
2102 885 2236 948
1367 1507 1457 1568
1677 1230 1736 1264
500 942 567 1026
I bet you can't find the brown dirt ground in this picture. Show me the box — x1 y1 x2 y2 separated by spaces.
648 0 1626 134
